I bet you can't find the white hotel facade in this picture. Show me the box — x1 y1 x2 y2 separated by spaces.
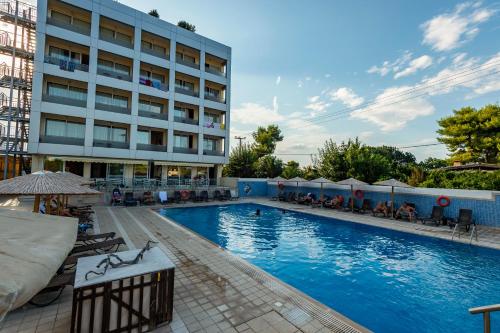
29 0 231 183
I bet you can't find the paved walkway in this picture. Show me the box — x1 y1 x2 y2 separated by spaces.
2 198 499 333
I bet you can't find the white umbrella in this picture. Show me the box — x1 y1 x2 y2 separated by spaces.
374 178 412 218
335 178 368 212
310 177 333 200
271 176 287 194
286 177 306 193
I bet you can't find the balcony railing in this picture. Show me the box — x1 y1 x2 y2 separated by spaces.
40 135 84 146
175 56 200 69
46 17 91 36
44 55 89 72
205 66 226 77
99 33 133 49
138 110 168 120
137 143 167 152
141 47 169 60
42 94 87 108
173 147 197 154
204 93 225 104
97 67 133 82
93 139 129 149
95 102 131 115
175 86 199 97
139 78 168 92
203 149 224 156
174 116 198 125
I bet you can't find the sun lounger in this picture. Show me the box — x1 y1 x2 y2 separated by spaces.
158 191 168 204
224 189 238 201
214 190 225 201
70 237 125 256
420 206 444 226
396 202 417 221
173 191 181 203
356 199 372 214
450 209 477 243
200 190 209 202
124 192 138 206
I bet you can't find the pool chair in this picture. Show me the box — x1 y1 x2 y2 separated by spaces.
158 191 168 204
142 191 155 205
124 192 138 206
450 209 477 243
214 190 226 201
356 199 372 214
278 192 287 201
342 197 357 211
173 191 181 203
200 190 209 202
285 192 296 202
189 190 200 202
296 193 307 204
224 189 238 201
396 202 417 221
420 206 444 226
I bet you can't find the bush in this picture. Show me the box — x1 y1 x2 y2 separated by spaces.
419 170 500 190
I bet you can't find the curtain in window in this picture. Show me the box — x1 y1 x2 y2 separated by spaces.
45 119 66 137
111 128 127 142
93 125 108 141
96 92 113 105
174 135 188 148
113 95 128 108
66 122 85 138
47 83 67 98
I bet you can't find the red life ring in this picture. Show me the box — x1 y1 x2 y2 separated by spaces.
278 182 285 190
437 196 450 207
354 189 364 200
337 195 344 203
180 190 190 200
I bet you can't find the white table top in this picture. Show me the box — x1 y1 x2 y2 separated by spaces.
74 247 175 288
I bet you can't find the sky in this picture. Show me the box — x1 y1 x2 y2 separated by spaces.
120 0 500 164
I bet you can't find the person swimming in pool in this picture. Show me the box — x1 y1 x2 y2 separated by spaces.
255 209 261 216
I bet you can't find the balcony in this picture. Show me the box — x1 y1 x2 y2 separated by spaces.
95 103 130 115
136 143 167 152
39 135 84 146
204 93 225 104
139 79 168 92
97 67 132 82
142 46 169 60
205 66 225 77
203 149 224 156
44 56 89 72
93 139 129 149
99 32 133 49
175 86 198 97
173 147 197 154
42 94 87 108
176 55 199 69
138 110 168 120
46 16 91 36
174 116 198 126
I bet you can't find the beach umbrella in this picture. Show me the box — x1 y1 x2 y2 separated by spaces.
310 177 333 200
335 177 368 212
374 178 412 218
55 171 94 208
271 176 287 194
287 176 306 192
0 171 101 213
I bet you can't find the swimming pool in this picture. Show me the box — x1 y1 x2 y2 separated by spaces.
161 203 500 333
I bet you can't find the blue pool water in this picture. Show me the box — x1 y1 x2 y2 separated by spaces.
161 203 500 333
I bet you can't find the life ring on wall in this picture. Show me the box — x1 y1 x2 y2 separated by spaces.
244 184 252 194
354 189 364 200
337 195 344 203
437 195 451 207
277 182 285 191
180 190 190 200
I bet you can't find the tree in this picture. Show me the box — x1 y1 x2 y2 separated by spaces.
371 145 416 181
222 144 257 178
254 155 283 178
148 9 159 18
177 20 196 32
281 161 302 179
301 165 319 180
437 104 500 163
418 157 449 171
252 125 284 158
419 170 500 190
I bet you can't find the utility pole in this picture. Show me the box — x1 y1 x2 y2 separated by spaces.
234 136 246 150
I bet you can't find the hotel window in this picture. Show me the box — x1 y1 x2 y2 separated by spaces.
139 100 163 114
176 52 195 64
134 164 148 178
205 87 219 98
48 46 89 65
45 119 85 138
174 135 189 148
98 59 130 76
47 82 87 101
108 163 124 179
94 125 127 142
140 70 165 83
204 113 219 124
137 130 149 144
175 79 194 91
142 40 166 55
50 10 71 24
95 92 128 109
203 138 216 151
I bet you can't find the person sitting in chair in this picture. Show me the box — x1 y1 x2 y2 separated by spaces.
111 187 123 206
396 202 415 221
373 201 389 217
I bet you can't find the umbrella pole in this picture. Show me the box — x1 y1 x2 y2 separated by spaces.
351 185 354 213
320 183 323 201
46 196 51 215
33 194 40 213
391 186 394 219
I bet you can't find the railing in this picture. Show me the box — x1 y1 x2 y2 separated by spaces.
95 102 131 115
136 143 167 152
203 149 224 156
39 135 84 146
175 56 200 69
205 66 226 77
97 67 133 82
203 122 225 130
175 86 199 97
93 139 129 149
46 17 91 36
139 79 168 91
44 55 89 72
469 304 500 333
0 63 32 84
141 47 169 60
174 116 198 125
42 94 87 108
0 1 37 23
173 147 197 154
138 110 168 120
204 93 225 104
99 33 133 49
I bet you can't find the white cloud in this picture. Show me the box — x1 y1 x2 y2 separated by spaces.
308 96 320 103
297 80 303 88
329 87 364 107
305 76 312 81
367 51 412 77
324 73 331 78
273 96 278 112
232 99 284 126
394 55 433 79
350 86 435 131
421 2 495 51
276 76 281 85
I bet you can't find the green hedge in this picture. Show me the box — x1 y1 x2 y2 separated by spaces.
419 170 500 190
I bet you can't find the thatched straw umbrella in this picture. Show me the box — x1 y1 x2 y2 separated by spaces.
335 177 368 212
0 171 101 214
56 171 94 208
286 176 306 193
310 177 333 200
374 178 412 219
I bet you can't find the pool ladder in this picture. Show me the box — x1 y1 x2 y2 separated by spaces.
469 304 500 333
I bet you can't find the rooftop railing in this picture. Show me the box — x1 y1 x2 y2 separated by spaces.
39 135 84 146
93 139 129 149
46 17 91 36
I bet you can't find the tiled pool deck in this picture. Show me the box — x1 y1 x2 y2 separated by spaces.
2 198 499 333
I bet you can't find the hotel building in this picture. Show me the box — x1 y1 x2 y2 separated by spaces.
29 0 231 183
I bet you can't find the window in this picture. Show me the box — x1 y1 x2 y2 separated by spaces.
175 79 194 91
96 92 129 109
137 130 149 144
134 164 148 178
176 52 195 64
47 82 87 101
111 127 127 142
94 125 127 142
50 11 71 24
73 18 90 32
44 158 63 172
139 100 164 114
174 108 186 119
174 135 188 148
205 87 220 98
99 27 114 40
45 119 85 138
204 113 219 124
115 31 132 45
204 138 216 151
108 163 124 178
98 59 130 76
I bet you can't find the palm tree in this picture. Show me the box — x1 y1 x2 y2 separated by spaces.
148 9 159 18
177 20 196 32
